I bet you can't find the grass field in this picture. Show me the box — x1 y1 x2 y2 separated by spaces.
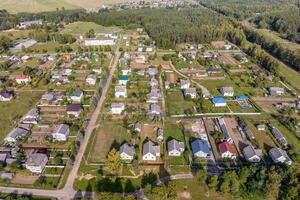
0 91 43 142
0 30 30 40
166 90 195 115
61 22 121 36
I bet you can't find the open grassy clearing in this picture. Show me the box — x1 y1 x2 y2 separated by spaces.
165 90 195 115
88 121 131 163
0 30 30 40
0 91 43 142
60 21 121 36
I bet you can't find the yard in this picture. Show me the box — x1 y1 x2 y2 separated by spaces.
0 91 43 142
165 90 195 115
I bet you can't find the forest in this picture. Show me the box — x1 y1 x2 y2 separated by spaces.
253 8 300 44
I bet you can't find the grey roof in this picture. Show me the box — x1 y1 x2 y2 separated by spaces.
53 124 69 136
143 140 160 156
244 128 255 140
0 153 7 162
134 122 142 132
157 128 164 137
120 143 135 157
221 86 234 93
269 147 291 164
191 139 210 155
270 125 288 147
184 88 197 95
217 118 231 141
180 79 190 86
243 145 261 162
6 127 28 141
25 153 47 166
168 139 184 152
111 102 125 108
115 85 126 93
1 172 14 180
150 104 161 113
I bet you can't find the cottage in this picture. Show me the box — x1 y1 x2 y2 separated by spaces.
149 104 161 115
212 97 227 107
168 139 185 156
25 153 48 173
269 124 288 148
70 91 83 102
218 141 237 159
157 128 164 142
134 122 142 133
5 127 28 143
52 124 70 141
115 85 127 98
180 79 190 89
0 90 13 101
15 75 31 84
269 87 285 96
92 67 102 74
22 108 39 124
86 74 96 85
111 103 125 114
119 143 135 160
147 87 160 103
142 140 160 161
220 87 234 97
244 127 255 140
118 75 129 85
191 139 211 158
184 88 197 99
269 147 292 165
224 44 232 50
66 104 81 118
18 20 42 29
243 145 261 163
256 124 265 131
148 68 158 76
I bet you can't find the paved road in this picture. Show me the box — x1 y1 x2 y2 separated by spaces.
0 45 121 200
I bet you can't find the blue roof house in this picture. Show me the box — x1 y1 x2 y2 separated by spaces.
212 97 227 107
235 96 248 101
118 75 129 85
191 139 211 158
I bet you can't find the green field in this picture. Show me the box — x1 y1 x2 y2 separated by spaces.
0 91 43 142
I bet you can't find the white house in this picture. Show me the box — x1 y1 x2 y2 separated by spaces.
52 124 70 141
220 87 234 96
70 91 83 102
218 142 237 159
25 153 48 174
115 85 127 98
156 128 164 142
269 147 292 165
111 103 125 114
180 79 190 89
92 67 102 74
142 140 160 161
168 139 184 156
84 38 115 46
5 127 28 143
122 68 132 75
86 74 96 85
118 75 129 85
119 143 135 161
184 88 197 99
243 145 262 163
15 75 31 84
0 90 13 101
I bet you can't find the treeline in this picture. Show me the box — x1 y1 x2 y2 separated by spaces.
80 8 237 49
253 8 300 43
198 0 296 20
28 29 75 44
244 28 300 72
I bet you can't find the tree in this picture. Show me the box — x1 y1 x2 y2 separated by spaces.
207 175 218 191
196 170 207 184
104 148 121 172
85 29 95 38
264 170 282 199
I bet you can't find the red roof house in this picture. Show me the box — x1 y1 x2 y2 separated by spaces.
218 141 237 159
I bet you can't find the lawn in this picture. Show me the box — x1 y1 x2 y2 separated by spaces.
60 21 121 36
0 91 43 142
88 120 131 163
165 90 195 115
0 30 30 40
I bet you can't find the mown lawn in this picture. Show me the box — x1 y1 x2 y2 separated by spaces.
166 90 195 115
0 91 42 142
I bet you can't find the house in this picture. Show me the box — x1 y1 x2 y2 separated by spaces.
149 104 161 115
269 125 288 148
15 75 31 84
269 147 292 165
1 172 14 180
70 91 83 102
66 104 81 118
0 153 7 163
217 118 233 143
184 88 197 99
0 90 13 101
111 103 125 114
5 127 28 143
191 139 211 158
220 87 234 97
92 67 102 74
115 85 127 98
150 77 158 87
84 38 115 46
25 153 48 173
168 139 184 156
218 141 237 159
119 143 135 160
256 124 265 131
18 20 42 29
269 87 285 96
122 68 131 75
243 145 261 163
157 128 164 142
212 97 227 107
148 68 158 76
142 140 160 161
105 32 118 39
52 124 70 141
134 122 142 133
118 75 129 85
224 44 232 50
165 81 170 89
86 74 96 85
180 79 190 89
22 108 39 124
147 87 160 103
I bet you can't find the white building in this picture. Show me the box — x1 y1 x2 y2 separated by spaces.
180 79 190 89
86 74 97 85
220 87 234 97
84 38 115 46
15 75 31 84
52 124 70 141
111 103 125 114
142 140 160 161
25 153 48 174
119 143 135 161
168 139 184 156
115 85 127 98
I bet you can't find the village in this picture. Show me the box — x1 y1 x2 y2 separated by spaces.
0 17 299 196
